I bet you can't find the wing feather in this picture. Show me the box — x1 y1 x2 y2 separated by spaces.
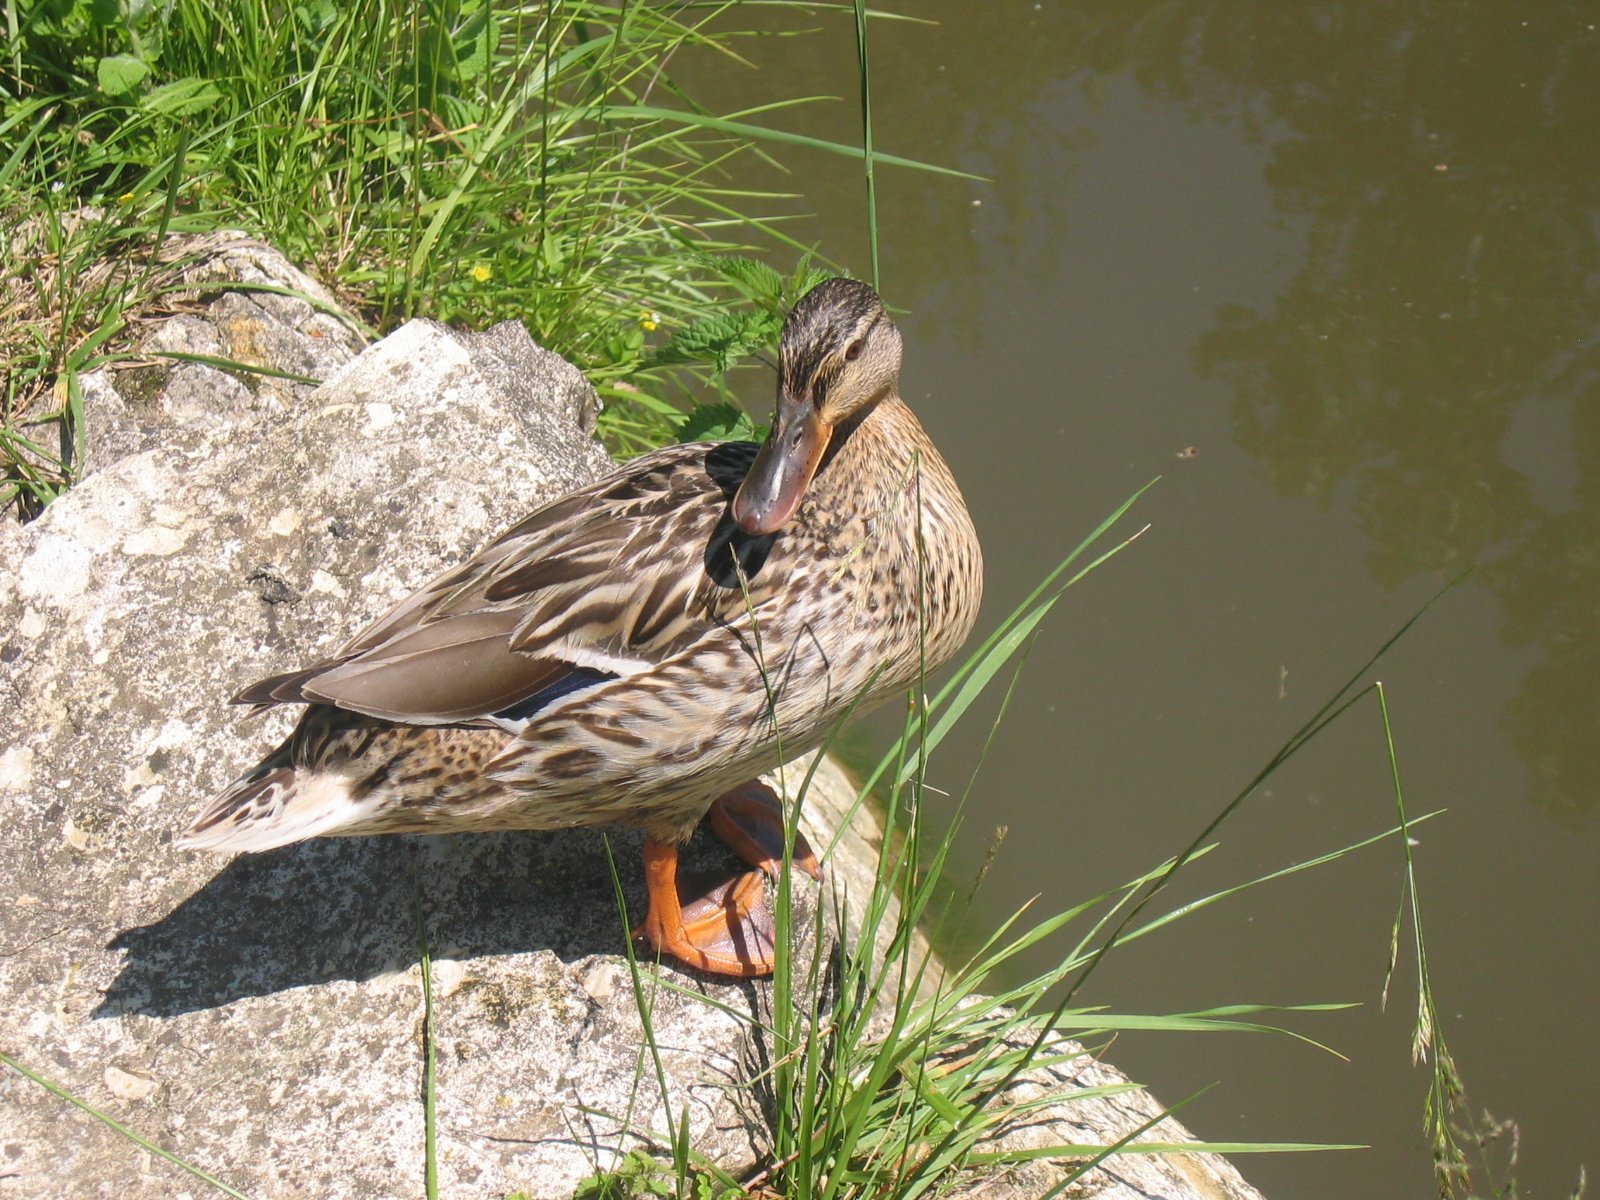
234 440 771 726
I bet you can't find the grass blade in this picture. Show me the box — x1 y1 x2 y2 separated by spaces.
0 1051 256 1199
415 898 439 1200
604 104 985 180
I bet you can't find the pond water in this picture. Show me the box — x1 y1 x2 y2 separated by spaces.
680 5 1598 1198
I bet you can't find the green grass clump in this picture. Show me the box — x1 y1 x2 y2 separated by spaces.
572 1148 740 1200
1 0 889 514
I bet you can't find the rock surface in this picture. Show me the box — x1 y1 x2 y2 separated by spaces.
76 232 371 478
0 249 1265 1200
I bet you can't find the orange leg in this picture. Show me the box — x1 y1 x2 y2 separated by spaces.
634 782 823 977
637 838 775 977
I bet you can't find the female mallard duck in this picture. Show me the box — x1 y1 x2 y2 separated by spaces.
181 277 983 977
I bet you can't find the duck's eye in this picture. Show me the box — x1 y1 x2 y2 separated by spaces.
844 338 864 362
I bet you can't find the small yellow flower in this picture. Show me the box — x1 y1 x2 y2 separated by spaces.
639 310 660 332
118 192 135 204
470 264 492 283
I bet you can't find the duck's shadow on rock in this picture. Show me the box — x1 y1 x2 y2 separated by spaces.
95 824 746 1019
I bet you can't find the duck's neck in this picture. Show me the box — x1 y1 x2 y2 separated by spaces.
805 390 982 675
818 391 928 480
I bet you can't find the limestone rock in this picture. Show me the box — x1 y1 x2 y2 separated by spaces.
1 313 737 1199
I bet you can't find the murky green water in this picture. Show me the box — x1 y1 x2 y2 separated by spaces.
681 5 1598 1197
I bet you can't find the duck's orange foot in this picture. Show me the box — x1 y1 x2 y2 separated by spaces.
708 781 824 883
634 783 822 978
636 845 775 976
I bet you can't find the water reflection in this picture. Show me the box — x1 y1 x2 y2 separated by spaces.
1147 6 1600 823
884 2 1600 821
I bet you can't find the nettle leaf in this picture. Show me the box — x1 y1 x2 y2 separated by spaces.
294 0 338 35
649 310 777 375
699 253 785 304
790 262 836 302
541 229 566 274
452 4 496 82
97 54 151 96
677 402 757 444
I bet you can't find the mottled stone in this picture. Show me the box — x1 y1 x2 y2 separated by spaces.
78 233 368 479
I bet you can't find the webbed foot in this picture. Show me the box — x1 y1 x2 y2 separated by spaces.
708 780 823 883
633 782 821 977
636 842 774 976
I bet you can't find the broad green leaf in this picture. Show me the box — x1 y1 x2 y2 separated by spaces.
97 54 151 96
141 78 223 116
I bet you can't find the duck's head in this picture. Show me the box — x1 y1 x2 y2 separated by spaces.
733 277 903 536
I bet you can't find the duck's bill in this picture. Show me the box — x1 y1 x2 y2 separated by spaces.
732 402 831 536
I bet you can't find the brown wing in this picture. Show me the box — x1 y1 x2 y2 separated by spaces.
235 441 779 725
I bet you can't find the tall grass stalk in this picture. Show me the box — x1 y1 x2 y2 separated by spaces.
415 898 440 1200
932 579 1473 1175
852 0 879 291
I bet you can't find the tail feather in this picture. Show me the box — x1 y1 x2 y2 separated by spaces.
178 759 383 854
